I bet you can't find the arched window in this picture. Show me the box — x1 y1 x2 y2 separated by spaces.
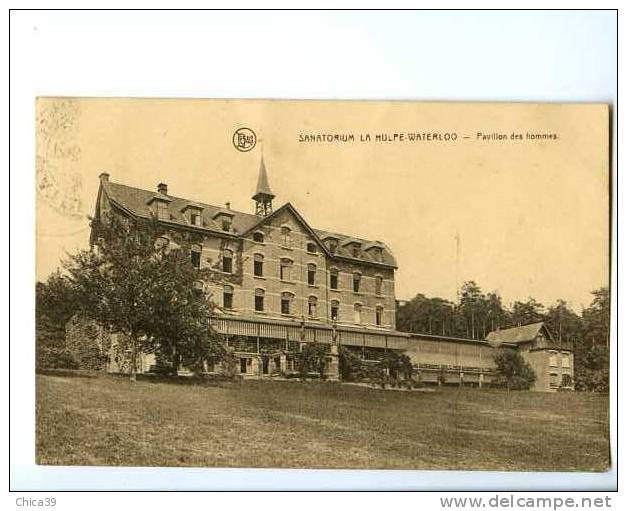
307 263 316 286
281 292 294 315
222 248 233 273
253 253 264 277
353 272 361 293
308 296 318 317
253 231 264 243
281 226 291 248
354 303 362 324
330 268 339 290
375 276 383 296
280 258 292 281
307 242 317 254
191 244 202 269
375 306 384 326
330 300 340 321
254 288 265 312
223 285 234 310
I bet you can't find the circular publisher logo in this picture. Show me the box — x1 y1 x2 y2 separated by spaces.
233 127 257 152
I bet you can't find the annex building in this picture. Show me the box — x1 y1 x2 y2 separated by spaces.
90 158 573 392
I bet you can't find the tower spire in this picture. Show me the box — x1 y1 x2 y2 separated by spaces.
252 154 275 216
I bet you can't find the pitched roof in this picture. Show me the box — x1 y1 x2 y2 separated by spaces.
252 156 275 200
102 180 261 235
485 322 546 345
99 178 397 268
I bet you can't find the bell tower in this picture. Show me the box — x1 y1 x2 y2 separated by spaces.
252 155 275 216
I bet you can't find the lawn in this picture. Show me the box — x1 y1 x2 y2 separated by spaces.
36 372 610 471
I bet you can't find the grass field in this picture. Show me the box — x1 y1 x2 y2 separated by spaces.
36 372 610 471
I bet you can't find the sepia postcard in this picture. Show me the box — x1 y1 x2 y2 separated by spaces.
35 98 610 472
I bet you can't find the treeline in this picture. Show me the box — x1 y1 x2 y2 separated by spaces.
396 281 610 391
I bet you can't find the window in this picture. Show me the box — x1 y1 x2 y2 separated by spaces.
253 231 264 243
280 258 292 281
376 306 384 326
308 296 318 317
330 269 339 290
328 240 337 254
354 303 362 324
222 249 233 273
223 285 233 310
281 292 293 315
549 372 559 388
191 245 201 269
190 212 201 226
221 217 232 231
330 300 340 321
352 245 361 258
307 264 316 286
281 226 291 247
353 273 361 293
254 289 265 312
375 276 383 296
561 374 572 387
253 254 264 277
549 353 558 367
371 247 383 262
561 355 570 368
156 201 168 220
307 242 317 254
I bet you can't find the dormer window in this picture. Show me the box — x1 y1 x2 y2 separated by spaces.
352 245 361 258
368 246 383 262
156 201 169 220
213 209 235 233
307 242 317 254
181 204 204 226
324 236 339 254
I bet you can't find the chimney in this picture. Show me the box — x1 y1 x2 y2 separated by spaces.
225 201 231 210
99 172 110 182
157 182 168 195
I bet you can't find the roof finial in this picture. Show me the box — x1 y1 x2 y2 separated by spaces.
252 151 275 216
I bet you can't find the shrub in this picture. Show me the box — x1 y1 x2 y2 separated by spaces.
493 348 536 391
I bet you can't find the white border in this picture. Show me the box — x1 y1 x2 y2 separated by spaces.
8 8 619 492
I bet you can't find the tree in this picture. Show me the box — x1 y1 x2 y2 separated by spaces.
65 214 222 380
36 271 79 369
458 281 485 339
510 298 545 327
338 346 363 382
296 342 328 380
379 351 414 381
577 288 610 392
493 348 536 391
545 300 582 348
396 294 456 336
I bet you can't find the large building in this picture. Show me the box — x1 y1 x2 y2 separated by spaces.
90 158 573 391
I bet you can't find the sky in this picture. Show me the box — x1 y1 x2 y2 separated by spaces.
36 98 609 312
